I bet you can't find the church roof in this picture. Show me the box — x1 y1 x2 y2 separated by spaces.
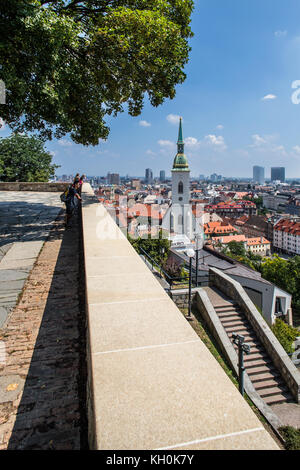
172 117 190 172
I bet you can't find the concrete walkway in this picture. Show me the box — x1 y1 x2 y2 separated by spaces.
0 192 63 328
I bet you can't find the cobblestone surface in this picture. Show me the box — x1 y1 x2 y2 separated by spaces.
0 211 87 449
0 192 64 328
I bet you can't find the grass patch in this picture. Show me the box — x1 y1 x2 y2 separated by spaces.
278 426 300 450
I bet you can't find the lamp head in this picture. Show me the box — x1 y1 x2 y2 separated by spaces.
185 249 195 258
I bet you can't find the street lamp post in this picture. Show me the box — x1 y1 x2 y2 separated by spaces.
185 248 195 320
232 333 251 396
160 247 165 277
195 234 201 287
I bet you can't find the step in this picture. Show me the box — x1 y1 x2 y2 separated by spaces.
244 352 269 361
223 326 250 335
251 371 282 383
246 344 266 353
219 314 243 322
221 318 248 327
263 392 294 406
231 334 261 344
245 358 273 369
214 306 238 313
247 364 277 376
214 303 236 309
259 385 291 398
254 379 287 390
229 333 259 345
224 325 253 336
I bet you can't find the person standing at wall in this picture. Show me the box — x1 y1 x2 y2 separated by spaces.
65 180 82 227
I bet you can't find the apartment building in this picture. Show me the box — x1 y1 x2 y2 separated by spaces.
213 234 271 256
273 218 300 255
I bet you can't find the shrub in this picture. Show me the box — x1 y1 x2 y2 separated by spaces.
279 426 300 450
271 319 300 355
162 258 181 279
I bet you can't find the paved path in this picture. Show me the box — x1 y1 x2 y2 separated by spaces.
0 192 63 328
0 210 87 449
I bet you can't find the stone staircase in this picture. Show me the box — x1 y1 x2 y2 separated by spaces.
203 287 294 406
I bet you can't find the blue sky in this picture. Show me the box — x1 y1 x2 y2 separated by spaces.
2 0 300 179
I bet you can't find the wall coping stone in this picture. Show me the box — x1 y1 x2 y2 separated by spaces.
0 182 68 192
81 183 280 450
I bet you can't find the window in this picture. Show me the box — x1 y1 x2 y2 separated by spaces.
178 182 183 194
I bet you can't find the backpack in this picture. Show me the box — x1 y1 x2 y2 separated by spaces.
60 186 70 203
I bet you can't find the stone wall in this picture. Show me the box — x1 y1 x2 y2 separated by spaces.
80 183 280 450
0 182 68 192
170 288 198 309
210 267 300 403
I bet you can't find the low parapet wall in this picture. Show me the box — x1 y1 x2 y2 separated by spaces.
80 183 279 450
0 182 68 192
210 267 300 403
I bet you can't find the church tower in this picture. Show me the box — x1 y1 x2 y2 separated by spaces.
171 117 190 206
162 116 202 244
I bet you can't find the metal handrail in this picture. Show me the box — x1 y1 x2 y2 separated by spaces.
139 247 195 288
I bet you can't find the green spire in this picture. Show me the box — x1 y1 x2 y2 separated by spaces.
177 117 184 145
172 116 189 171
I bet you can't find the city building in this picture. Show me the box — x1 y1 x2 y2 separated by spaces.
273 218 300 255
212 234 271 256
131 179 141 190
159 170 166 182
145 168 153 184
253 166 265 185
107 172 120 185
204 220 237 239
205 200 257 218
271 167 285 183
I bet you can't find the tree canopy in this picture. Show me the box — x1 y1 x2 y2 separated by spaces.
0 133 59 182
260 254 300 325
0 0 194 145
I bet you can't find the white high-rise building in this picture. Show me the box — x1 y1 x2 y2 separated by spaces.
253 166 265 185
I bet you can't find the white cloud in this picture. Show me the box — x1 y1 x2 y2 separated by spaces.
139 120 151 127
249 133 287 157
0 118 5 131
250 134 267 147
204 134 227 150
262 94 277 101
58 139 72 147
275 30 287 37
158 139 175 148
166 114 181 125
216 124 224 130
292 145 300 154
146 149 156 155
184 136 200 148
